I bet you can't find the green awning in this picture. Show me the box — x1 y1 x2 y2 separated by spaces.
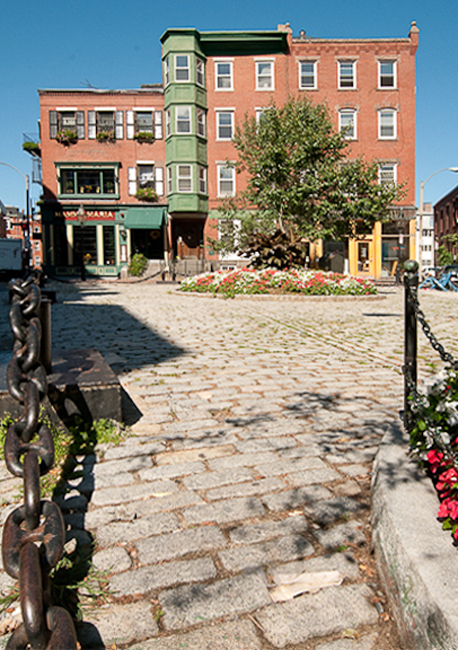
123 207 167 230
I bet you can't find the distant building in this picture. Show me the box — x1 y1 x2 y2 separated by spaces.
36 21 418 278
434 185 458 260
0 201 6 238
418 203 435 271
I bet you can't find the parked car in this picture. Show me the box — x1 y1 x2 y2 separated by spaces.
443 264 458 280
422 266 436 277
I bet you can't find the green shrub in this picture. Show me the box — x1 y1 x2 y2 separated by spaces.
128 253 148 276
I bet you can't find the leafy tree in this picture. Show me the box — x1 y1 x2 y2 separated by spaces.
437 245 454 266
211 96 405 264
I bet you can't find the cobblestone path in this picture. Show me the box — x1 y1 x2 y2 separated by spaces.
1 281 457 649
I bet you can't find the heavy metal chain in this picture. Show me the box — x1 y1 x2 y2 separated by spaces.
2 277 77 649
412 292 457 367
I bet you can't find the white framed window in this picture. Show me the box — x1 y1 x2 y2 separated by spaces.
167 166 172 194
196 58 205 87
217 164 235 197
338 61 356 89
339 109 356 139
215 61 233 90
216 111 234 140
255 108 266 124
154 111 163 139
164 57 170 86
299 61 317 89
197 108 206 137
378 108 396 139
379 163 397 185
176 106 191 134
175 54 190 82
49 110 85 139
256 60 274 90
379 60 396 89
198 166 207 194
155 167 164 195
177 165 192 192
165 109 171 137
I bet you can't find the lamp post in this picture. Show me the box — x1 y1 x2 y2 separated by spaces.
0 162 30 269
418 167 458 275
77 204 86 281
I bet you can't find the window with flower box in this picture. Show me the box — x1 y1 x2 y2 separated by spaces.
49 110 85 140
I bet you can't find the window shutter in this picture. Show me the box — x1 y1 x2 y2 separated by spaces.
88 111 96 139
154 111 163 139
128 167 137 195
155 167 164 195
126 111 134 139
76 111 85 139
115 111 124 139
49 111 58 139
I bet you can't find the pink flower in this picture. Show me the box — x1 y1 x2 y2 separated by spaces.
437 468 458 491
427 450 445 474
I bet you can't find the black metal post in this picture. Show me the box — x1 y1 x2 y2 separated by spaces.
404 259 419 431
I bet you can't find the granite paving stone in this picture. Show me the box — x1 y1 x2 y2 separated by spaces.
204 477 286 501
125 619 262 650
183 496 265 525
219 534 315 572
255 584 378 647
110 557 217 595
95 511 180 546
136 525 227 564
160 571 271 629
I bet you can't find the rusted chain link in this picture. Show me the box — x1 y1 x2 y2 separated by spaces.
2 277 77 649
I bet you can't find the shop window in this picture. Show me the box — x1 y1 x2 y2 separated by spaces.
73 225 97 265
103 225 115 265
59 167 117 196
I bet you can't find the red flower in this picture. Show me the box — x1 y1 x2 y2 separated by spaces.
427 449 445 474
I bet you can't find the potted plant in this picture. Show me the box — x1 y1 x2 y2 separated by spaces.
55 130 78 145
22 141 41 156
96 131 115 142
135 187 158 202
134 131 155 143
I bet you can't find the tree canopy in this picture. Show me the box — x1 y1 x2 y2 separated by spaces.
212 96 405 259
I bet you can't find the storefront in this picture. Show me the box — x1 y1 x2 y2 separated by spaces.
41 204 168 277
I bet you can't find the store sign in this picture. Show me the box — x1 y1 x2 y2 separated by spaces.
64 210 115 221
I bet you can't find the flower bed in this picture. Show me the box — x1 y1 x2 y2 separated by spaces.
410 367 458 542
179 268 377 298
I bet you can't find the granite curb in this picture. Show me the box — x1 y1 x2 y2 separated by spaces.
372 422 458 650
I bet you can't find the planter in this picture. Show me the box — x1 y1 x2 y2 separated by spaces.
135 187 158 202
55 130 78 145
96 131 115 143
134 132 155 143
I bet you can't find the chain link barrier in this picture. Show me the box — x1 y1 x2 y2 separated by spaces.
2 277 77 649
404 264 458 466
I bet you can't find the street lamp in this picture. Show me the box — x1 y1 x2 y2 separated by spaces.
77 204 86 281
418 167 458 274
0 162 30 268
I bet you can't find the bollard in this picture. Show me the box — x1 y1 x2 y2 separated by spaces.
403 259 418 432
39 298 52 374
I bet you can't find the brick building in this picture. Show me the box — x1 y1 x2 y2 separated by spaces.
434 186 458 259
37 21 418 278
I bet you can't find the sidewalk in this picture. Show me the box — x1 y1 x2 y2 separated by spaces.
1 281 457 649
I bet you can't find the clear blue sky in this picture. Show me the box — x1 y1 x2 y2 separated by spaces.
1 0 457 213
